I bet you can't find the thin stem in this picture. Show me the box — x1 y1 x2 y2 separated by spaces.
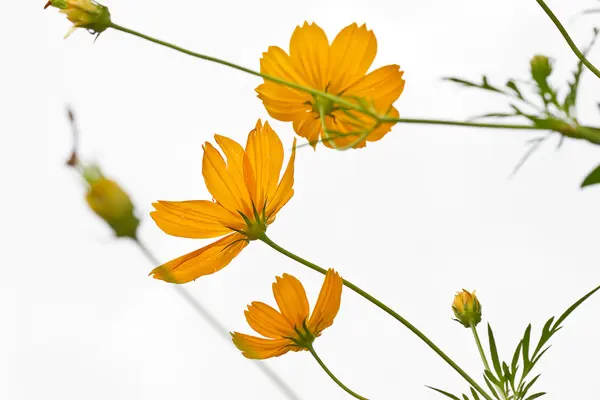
471 325 507 400
132 237 303 400
259 234 493 400
534 0 600 81
308 345 368 400
109 23 558 134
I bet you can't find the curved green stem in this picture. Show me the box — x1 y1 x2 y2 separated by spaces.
535 0 600 81
109 23 562 135
470 325 507 400
259 234 493 400
308 345 368 400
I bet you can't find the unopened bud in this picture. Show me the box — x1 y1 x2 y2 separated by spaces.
452 289 482 328
530 55 553 86
83 165 139 239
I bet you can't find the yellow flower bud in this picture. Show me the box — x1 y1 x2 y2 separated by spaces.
452 289 482 328
83 166 139 239
45 0 111 38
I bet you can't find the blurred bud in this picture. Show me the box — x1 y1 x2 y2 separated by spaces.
452 289 482 328
83 165 140 239
530 55 553 85
45 0 111 38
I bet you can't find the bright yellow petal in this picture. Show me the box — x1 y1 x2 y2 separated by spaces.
202 142 252 217
272 273 309 329
328 23 377 94
231 332 297 359
244 301 295 339
265 138 296 219
308 269 343 335
214 134 253 215
344 65 405 109
322 114 368 150
289 22 330 91
151 200 241 239
149 233 248 283
243 120 284 212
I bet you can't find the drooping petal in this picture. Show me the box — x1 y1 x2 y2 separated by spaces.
272 273 310 329
308 269 343 335
151 200 242 239
149 233 248 283
244 301 295 339
344 64 405 109
231 332 297 359
293 114 322 148
243 120 284 212
202 142 252 217
289 22 330 91
328 23 377 94
265 138 296 219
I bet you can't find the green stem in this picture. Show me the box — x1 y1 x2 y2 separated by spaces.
470 325 507 400
534 0 600 81
108 23 559 135
308 345 368 400
259 234 493 400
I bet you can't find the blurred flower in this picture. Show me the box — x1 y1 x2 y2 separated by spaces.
231 269 343 359
150 120 296 283
257 22 405 149
452 289 482 328
44 0 111 38
530 55 553 82
83 165 140 239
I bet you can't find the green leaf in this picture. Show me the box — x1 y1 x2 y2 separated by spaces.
562 28 600 117
426 386 461 400
467 112 518 122
522 324 532 370
443 76 502 93
581 164 600 188
462 395 470 400
506 80 524 99
502 362 512 383
470 388 481 400
511 340 522 375
522 374 542 397
484 370 502 387
487 324 504 381
531 346 551 365
483 375 500 400
552 284 600 331
524 392 546 400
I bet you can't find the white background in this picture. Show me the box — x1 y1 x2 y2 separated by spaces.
2 0 600 399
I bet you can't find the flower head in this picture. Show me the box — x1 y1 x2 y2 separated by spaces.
150 120 296 283
45 0 111 38
83 165 140 239
452 289 482 328
231 269 343 359
257 22 405 150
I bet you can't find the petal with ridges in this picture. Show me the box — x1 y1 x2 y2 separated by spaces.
344 65 405 109
151 200 241 239
289 22 330 91
308 269 343 335
214 134 253 214
266 138 296 219
272 273 310 329
328 23 377 94
231 333 297 359
149 233 248 283
244 301 295 339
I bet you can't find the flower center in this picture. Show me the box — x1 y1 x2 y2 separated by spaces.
312 95 335 117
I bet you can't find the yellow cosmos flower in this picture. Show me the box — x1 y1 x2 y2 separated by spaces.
150 120 296 284
231 269 343 359
257 22 405 150
45 0 111 38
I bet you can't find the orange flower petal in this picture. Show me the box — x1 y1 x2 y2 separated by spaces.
149 233 248 283
272 273 310 329
244 301 295 339
231 332 297 360
289 22 330 91
243 120 284 212
266 138 296 219
213 134 253 215
293 114 322 148
151 200 241 239
308 269 343 335
344 64 405 109
202 142 252 217
328 23 377 94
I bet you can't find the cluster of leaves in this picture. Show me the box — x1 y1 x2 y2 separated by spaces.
445 28 600 187
428 284 600 400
